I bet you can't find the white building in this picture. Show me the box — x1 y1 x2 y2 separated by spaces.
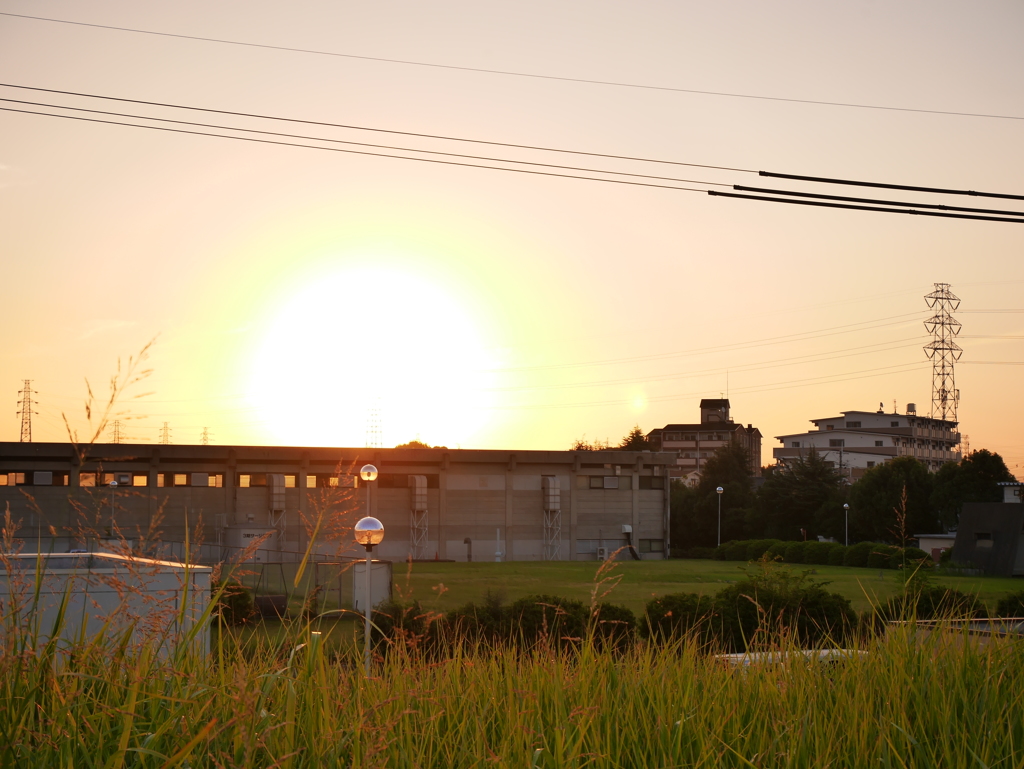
773 403 960 479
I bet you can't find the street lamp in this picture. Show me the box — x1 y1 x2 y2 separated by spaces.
843 503 850 547
356 463 381 677
716 486 724 547
108 480 118 539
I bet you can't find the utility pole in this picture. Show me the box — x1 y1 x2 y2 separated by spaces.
924 283 962 423
159 422 172 444
17 380 36 442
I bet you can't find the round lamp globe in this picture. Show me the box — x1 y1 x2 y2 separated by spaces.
360 464 378 482
353 516 385 547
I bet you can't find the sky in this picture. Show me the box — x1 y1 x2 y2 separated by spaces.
1 1 1022 476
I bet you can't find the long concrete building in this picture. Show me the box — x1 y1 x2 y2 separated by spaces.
0 442 674 562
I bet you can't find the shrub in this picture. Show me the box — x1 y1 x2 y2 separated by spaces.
802 541 834 565
827 545 848 566
844 541 877 568
712 565 856 652
641 592 718 643
722 540 749 561
371 600 441 653
506 594 588 647
889 547 931 570
995 590 1024 617
867 544 899 569
767 542 789 560
870 585 988 627
213 580 255 625
444 601 508 646
783 541 808 564
745 539 780 562
590 602 636 650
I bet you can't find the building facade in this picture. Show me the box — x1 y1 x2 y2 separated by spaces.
0 442 675 562
951 482 1024 576
773 403 961 479
647 399 763 482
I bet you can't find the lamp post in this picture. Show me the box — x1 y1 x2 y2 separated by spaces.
356 463 381 677
843 503 850 547
108 480 118 539
716 486 724 547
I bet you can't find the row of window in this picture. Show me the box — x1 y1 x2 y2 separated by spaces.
663 433 729 442
574 475 667 490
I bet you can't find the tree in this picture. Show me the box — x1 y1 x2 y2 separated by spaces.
395 440 447 449
847 456 937 543
757 449 845 541
930 449 1016 529
618 425 651 451
677 441 757 547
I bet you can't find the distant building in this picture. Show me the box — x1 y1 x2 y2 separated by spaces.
773 402 961 480
951 482 1024 576
647 399 762 482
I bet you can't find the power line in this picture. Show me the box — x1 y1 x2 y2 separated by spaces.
708 190 1024 224
3 13 1022 122
0 96 731 187
0 107 710 194
0 82 751 172
759 171 1024 202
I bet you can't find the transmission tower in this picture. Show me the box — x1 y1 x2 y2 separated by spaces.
16 380 36 442
110 420 125 444
923 282 962 423
201 427 211 445
159 422 172 444
365 402 382 448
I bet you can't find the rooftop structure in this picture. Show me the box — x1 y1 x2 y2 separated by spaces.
647 399 763 481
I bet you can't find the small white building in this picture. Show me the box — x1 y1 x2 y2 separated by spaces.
0 552 211 653
773 403 961 479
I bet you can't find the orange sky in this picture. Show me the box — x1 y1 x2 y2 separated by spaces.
1 2 1022 476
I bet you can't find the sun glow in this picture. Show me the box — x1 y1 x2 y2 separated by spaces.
246 262 498 448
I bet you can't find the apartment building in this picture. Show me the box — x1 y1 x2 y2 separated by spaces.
647 399 762 482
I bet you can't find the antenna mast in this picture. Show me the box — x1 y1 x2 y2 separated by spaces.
17 380 36 442
923 283 962 423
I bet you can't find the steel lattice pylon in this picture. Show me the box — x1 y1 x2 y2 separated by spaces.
923 283 962 423
17 380 36 443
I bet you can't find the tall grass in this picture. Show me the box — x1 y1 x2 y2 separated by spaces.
2 614 1023 767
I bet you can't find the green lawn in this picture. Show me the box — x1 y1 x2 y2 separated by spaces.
389 558 1024 615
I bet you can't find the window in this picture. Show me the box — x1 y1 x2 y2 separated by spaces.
238 473 267 487
846 421 862 428
867 461 876 468
284 475 296 488
589 476 620 489
829 439 845 447
639 476 666 490
306 474 317 488
133 474 148 487
173 474 189 487
0 473 26 486
875 440 883 447
891 421 899 427
975 532 993 548
791 441 801 448
639 539 665 553
79 472 97 487
826 425 835 431
207 474 223 488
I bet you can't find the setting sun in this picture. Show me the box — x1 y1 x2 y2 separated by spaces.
245 261 498 447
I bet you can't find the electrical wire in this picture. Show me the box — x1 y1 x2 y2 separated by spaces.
0 106 710 193
0 97 730 187
0 83 751 172
3 13 1023 122
759 171 1024 202
708 190 1024 224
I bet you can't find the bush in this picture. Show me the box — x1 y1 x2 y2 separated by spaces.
213 580 255 625
827 545 848 566
995 590 1024 617
783 541 808 564
802 541 834 565
506 594 588 647
889 547 931 570
844 541 877 568
745 539 780 562
641 592 719 644
712 566 856 652
371 600 441 653
767 542 789 560
867 544 899 569
590 602 636 650
870 585 988 627
722 540 749 561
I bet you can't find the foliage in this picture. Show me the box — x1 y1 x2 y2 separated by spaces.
931 449 1016 528
995 590 1024 617
848 457 938 542
394 439 448 449
212 579 256 625
617 425 651 451
870 585 988 626
590 602 637 650
827 545 848 566
758 450 846 540
640 591 719 644
843 541 881 568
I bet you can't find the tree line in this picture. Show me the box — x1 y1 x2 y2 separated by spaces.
670 441 1015 549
